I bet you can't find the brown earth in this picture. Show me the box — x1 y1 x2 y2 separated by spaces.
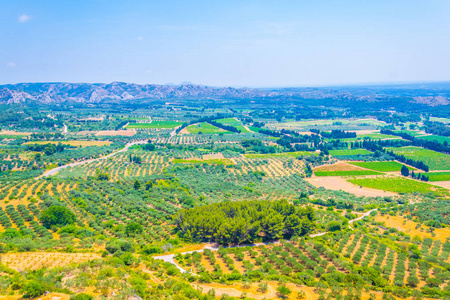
305 177 397 197
313 161 368 172
95 130 136 136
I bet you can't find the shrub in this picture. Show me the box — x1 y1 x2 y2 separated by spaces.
277 285 291 298
125 223 143 236
71 293 94 300
327 221 342 231
39 206 76 228
22 280 47 298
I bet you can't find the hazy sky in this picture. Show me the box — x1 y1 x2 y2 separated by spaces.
1 0 450 87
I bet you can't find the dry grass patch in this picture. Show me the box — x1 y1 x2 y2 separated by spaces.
375 214 450 242
314 162 368 172
0 130 31 136
25 140 112 147
196 282 389 300
305 177 397 197
1 252 102 271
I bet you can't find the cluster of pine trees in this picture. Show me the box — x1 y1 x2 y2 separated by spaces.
174 200 316 245
424 121 450 137
26 143 66 155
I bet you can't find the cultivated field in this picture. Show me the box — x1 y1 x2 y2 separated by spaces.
416 134 450 145
216 118 250 132
305 177 397 197
348 175 450 196
348 161 414 172
186 122 230 134
386 146 450 170
426 171 450 182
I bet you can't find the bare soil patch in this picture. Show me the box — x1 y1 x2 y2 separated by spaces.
429 181 450 189
314 161 368 172
305 177 397 197
95 130 136 136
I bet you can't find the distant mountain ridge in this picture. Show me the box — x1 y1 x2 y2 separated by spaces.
0 81 449 106
0 82 283 104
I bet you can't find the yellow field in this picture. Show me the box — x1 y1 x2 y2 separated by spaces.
1 252 102 270
196 281 390 300
0 130 31 136
24 140 112 147
375 214 450 242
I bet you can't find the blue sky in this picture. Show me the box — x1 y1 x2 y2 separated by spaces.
1 0 449 87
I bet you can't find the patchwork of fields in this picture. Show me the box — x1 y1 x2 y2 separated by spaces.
1 110 450 300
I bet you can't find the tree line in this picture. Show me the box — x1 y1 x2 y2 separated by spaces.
26 142 66 155
381 129 450 154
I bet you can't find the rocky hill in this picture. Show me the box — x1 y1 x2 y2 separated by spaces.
0 82 283 104
1 81 449 106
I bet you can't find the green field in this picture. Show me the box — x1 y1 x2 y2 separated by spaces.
425 172 450 182
0 135 24 140
172 158 234 165
329 149 373 156
216 118 250 132
244 151 318 159
358 133 400 139
126 121 182 129
186 122 230 134
348 161 414 172
314 170 383 177
416 135 450 145
429 117 450 124
348 176 449 196
386 146 450 171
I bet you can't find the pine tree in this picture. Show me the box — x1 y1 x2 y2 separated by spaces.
401 165 410 177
